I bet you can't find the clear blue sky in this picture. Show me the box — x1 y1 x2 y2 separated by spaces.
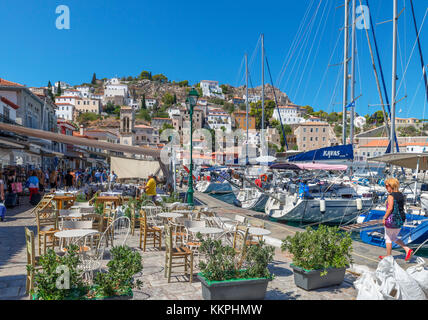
1 0 427 119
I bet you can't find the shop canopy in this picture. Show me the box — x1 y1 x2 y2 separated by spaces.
0 122 161 158
369 153 428 171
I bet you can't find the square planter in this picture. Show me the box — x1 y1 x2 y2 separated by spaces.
291 264 347 291
197 273 270 300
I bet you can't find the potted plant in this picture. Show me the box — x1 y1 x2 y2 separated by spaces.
29 245 89 300
281 225 353 291
197 237 275 300
89 245 143 300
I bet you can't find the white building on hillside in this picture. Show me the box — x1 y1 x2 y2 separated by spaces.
55 103 75 121
206 108 232 132
272 105 305 124
200 80 224 99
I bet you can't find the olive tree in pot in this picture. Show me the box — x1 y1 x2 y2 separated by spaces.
197 237 275 300
281 225 353 291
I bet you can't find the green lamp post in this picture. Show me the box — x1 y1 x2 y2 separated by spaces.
186 87 199 206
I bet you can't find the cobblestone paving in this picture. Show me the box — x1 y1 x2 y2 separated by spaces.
0 196 358 300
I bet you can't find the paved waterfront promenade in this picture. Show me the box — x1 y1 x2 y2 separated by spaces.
1 191 421 301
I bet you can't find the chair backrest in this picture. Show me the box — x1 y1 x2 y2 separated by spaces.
234 215 247 225
25 227 36 267
165 224 173 253
233 226 249 252
62 220 93 230
36 208 58 230
250 219 265 229
80 213 103 232
59 209 72 217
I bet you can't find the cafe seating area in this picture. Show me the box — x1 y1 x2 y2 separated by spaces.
25 187 272 296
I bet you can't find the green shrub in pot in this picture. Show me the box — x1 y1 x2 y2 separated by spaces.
281 225 353 276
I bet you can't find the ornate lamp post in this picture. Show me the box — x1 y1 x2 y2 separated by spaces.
186 87 199 206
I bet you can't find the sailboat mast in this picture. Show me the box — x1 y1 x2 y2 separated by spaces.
342 0 350 145
350 0 356 145
245 53 249 164
261 33 265 153
390 0 398 154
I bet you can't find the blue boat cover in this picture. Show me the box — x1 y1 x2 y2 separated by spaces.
287 144 354 162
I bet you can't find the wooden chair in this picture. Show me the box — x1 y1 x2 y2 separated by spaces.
138 209 162 251
164 225 194 283
183 220 206 260
169 217 187 246
233 225 249 255
25 227 40 295
234 215 248 228
247 220 266 245
35 208 59 255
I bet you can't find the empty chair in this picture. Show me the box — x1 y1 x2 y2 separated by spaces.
183 220 206 259
25 227 40 295
138 209 162 251
234 215 248 228
233 226 249 256
164 225 194 283
35 208 59 255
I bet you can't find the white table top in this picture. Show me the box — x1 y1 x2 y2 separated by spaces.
188 227 224 234
100 192 122 196
157 212 183 219
248 227 271 236
172 210 193 214
54 229 99 239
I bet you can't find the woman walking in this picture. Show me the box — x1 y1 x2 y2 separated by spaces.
27 171 39 203
379 177 413 261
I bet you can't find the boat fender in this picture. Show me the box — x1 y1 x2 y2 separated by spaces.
356 198 363 210
233 199 242 207
320 199 326 213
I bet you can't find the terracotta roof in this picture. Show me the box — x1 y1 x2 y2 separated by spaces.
360 140 405 148
0 78 24 87
73 131 97 140
0 96 20 110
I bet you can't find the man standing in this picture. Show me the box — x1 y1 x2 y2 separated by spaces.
64 170 74 191
144 174 157 203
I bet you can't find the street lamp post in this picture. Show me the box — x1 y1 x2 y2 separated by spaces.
186 87 199 206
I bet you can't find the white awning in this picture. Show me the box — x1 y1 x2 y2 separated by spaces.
369 153 428 170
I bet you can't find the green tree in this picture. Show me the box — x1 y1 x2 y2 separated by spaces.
141 94 147 109
140 71 151 80
152 74 168 83
162 93 175 106
302 105 314 114
56 82 62 96
159 123 174 135
104 101 116 114
91 73 97 85
77 112 100 125
136 108 151 122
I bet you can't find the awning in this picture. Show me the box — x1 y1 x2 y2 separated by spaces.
0 137 26 149
369 153 428 170
295 163 348 171
0 122 161 158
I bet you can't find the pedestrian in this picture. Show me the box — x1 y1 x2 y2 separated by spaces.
144 174 157 203
0 172 5 202
49 170 58 189
379 177 413 261
64 169 74 191
26 171 39 202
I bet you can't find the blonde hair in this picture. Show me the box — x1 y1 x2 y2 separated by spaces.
385 178 400 192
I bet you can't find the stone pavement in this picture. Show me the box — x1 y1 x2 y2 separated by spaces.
0 195 358 301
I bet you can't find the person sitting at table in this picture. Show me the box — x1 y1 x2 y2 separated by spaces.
144 174 157 203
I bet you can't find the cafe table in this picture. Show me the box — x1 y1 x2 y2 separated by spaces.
54 229 100 250
52 195 76 210
95 196 121 207
188 226 224 239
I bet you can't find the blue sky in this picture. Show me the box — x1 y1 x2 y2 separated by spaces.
1 0 427 119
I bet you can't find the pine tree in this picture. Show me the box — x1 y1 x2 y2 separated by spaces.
91 73 97 85
57 82 62 96
141 94 147 109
